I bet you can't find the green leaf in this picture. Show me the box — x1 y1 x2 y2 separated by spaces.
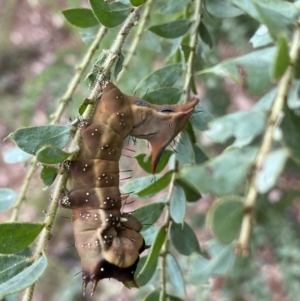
231 0 298 22
271 35 290 80
121 174 155 196
3 147 32 164
252 1 294 41
62 8 99 28
137 171 173 197
130 0 146 6
253 86 277 111
135 150 173 174
143 87 182 105
8 125 72 156
132 202 165 231
40 166 58 187
190 102 214 131
193 144 209 165
80 27 99 45
170 184 186 225
159 0 190 14
249 25 273 48
36 145 74 164
255 149 288 194
178 147 257 195
205 0 243 18
208 196 244 244
0 255 47 297
135 64 183 97
175 179 201 202
198 21 213 48
141 226 159 246
144 290 160 301
188 240 235 284
89 0 130 28
114 53 124 80
0 189 17 212
170 222 201 255
175 131 195 165
166 254 185 295
135 256 158 287
149 20 191 39
0 223 44 254
206 110 265 147
281 105 300 165
287 80 300 109
139 226 166 274
198 47 276 95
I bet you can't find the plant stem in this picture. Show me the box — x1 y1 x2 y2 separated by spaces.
182 0 202 103
22 7 142 301
160 166 177 298
10 26 107 222
117 0 154 82
236 20 300 256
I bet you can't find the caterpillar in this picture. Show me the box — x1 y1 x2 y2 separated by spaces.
60 82 199 295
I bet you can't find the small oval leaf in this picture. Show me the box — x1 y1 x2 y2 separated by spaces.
135 64 183 97
139 226 166 274
3 147 32 164
8 125 72 155
135 150 173 174
40 166 58 187
89 0 130 28
0 223 45 254
62 8 99 28
132 202 165 231
208 196 244 244
0 255 48 297
170 184 186 224
170 222 201 255
36 145 73 164
0 189 18 212
149 20 191 39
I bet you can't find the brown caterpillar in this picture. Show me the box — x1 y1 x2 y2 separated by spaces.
60 82 199 295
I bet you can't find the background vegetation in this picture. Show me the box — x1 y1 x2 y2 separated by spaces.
1 0 300 301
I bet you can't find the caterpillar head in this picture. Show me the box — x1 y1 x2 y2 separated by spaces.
128 96 199 172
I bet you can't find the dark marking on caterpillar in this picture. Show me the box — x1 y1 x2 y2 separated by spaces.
60 82 199 296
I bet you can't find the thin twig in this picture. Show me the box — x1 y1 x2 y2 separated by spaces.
236 20 300 256
22 7 142 301
182 0 203 103
10 26 107 222
117 0 154 82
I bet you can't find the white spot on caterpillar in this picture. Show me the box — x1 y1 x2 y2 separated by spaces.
131 238 136 242
88 243 91 248
100 268 104 271
91 133 94 136
109 214 112 217
120 217 128 222
85 199 88 202
86 192 89 195
107 197 110 200
61 196 71 207
95 128 98 131
106 218 109 221
94 214 97 217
